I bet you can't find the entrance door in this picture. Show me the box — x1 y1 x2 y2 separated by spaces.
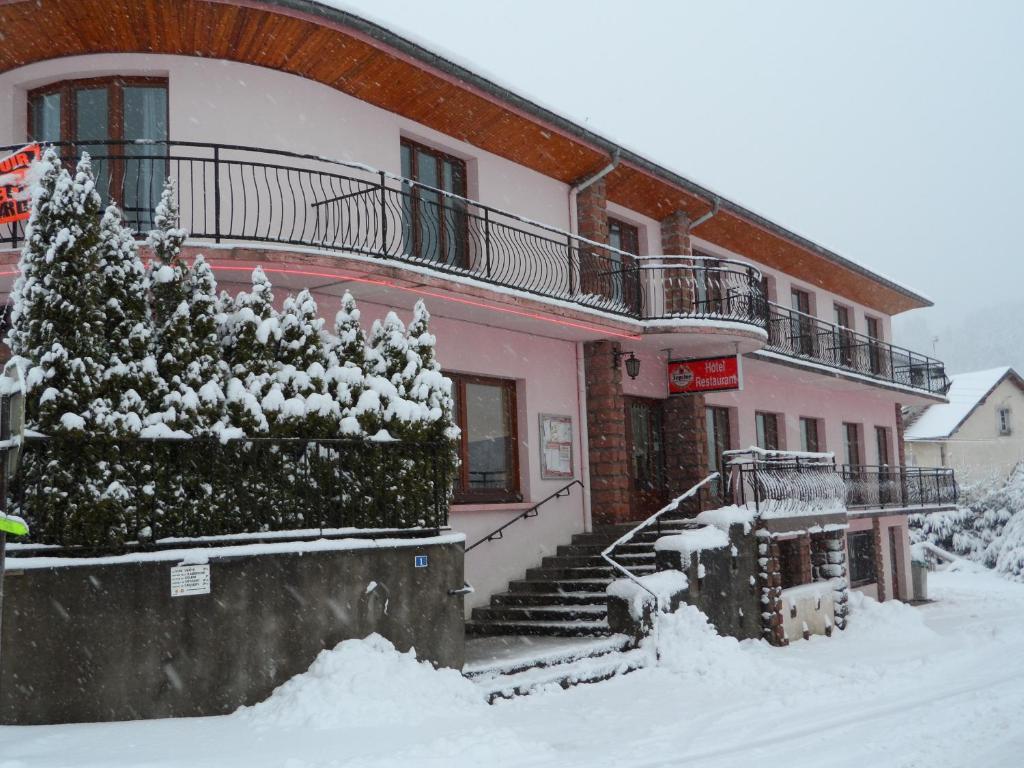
626 398 667 518
888 527 902 601
706 405 732 502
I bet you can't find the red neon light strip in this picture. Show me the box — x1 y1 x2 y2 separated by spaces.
209 264 640 340
0 264 640 340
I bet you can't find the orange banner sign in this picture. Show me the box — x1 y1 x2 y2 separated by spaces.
0 144 41 226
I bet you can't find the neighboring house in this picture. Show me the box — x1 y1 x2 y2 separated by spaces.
905 367 1024 489
0 1 957 640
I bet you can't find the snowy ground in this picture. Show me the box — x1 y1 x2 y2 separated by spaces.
3 567 1024 768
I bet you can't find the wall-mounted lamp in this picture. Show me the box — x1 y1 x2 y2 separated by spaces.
613 350 641 380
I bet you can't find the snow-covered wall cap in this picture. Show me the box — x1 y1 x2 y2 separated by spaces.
606 570 689 622
905 366 1022 440
654 526 730 559
723 446 835 465
694 505 757 535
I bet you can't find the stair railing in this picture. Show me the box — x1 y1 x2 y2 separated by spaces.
601 473 720 612
464 479 584 553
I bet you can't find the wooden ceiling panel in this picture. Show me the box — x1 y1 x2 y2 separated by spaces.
0 0 926 314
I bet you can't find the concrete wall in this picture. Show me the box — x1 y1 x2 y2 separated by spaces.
907 377 1024 489
0 535 465 725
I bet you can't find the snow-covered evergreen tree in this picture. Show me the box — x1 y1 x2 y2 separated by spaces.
97 203 161 435
224 267 277 434
6 151 127 545
326 291 369 436
7 150 109 433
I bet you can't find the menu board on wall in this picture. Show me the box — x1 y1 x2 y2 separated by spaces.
539 413 574 480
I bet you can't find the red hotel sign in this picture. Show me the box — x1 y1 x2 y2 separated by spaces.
0 144 41 226
668 355 742 395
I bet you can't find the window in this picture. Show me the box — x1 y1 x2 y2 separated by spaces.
706 406 732 499
449 374 519 503
875 426 891 466
866 316 884 375
999 407 1012 436
28 77 169 230
790 288 815 356
843 423 862 468
833 304 854 367
755 412 781 451
400 138 468 267
799 417 821 453
848 531 877 586
778 538 808 589
607 218 640 310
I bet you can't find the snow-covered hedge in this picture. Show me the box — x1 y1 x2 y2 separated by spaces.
910 463 1024 582
6 150 458 547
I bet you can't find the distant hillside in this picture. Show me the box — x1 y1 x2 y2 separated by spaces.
894 299 1024 375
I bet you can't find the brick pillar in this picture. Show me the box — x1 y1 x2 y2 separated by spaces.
663 394 708 507
584 340 630 526
758 534 787 646
894 402 907 467
872 517 887 602
660 210 694 315
811 529 849 631
576 180 609 298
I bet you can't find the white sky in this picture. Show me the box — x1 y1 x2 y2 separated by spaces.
338 0 1023 333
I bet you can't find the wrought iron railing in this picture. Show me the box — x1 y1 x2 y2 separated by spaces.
839 465 958 510
7 435 450 552
725 449 958 513
0 140 765 328
764 302 949 394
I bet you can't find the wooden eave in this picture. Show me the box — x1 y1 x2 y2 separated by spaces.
0 0 931 315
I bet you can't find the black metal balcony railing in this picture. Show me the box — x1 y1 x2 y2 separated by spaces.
0 140 766 329
765 303 949 394
839 465 958 510
726 451 958 514
5 435 450 552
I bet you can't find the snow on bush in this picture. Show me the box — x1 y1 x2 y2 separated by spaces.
239 634 484 729
5 161 459 544
910 463 1024 581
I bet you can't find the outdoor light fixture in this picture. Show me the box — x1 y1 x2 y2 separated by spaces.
613 350 641 380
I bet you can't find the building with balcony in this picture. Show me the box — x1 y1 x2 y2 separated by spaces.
0 1 955 638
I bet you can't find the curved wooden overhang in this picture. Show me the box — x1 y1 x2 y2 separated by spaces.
0 0 930 315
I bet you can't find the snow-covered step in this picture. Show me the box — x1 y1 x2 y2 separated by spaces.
476 646 649 701
464 618 612 637
471 604 608 623
463 634 634 679
491 591 609 607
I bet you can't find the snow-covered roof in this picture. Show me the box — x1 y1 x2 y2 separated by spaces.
905 367 1019 440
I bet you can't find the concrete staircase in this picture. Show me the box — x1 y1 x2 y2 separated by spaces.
465 503 702 639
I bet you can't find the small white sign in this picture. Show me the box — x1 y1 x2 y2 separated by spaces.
170 563 211 597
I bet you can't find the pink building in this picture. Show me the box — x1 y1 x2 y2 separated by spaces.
0 1 956 643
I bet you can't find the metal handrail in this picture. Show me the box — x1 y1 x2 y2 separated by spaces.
601 473 719 611
0 140 772 328
464 479 583 553
764 301 949 394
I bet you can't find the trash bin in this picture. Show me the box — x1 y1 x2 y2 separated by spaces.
911 560 928 601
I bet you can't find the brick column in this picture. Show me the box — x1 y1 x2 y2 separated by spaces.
872 517 887 602
663 394 708 504
894 402 907 468
811 529 849 631
584 340 630 525
660 210 694 315
576 180 609 298
757 534 787 646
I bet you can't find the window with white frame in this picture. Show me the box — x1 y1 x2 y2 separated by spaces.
999 407 1012 436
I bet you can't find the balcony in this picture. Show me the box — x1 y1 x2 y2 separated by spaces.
763 303 949 395
0 141 766 335
725 450 959 515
